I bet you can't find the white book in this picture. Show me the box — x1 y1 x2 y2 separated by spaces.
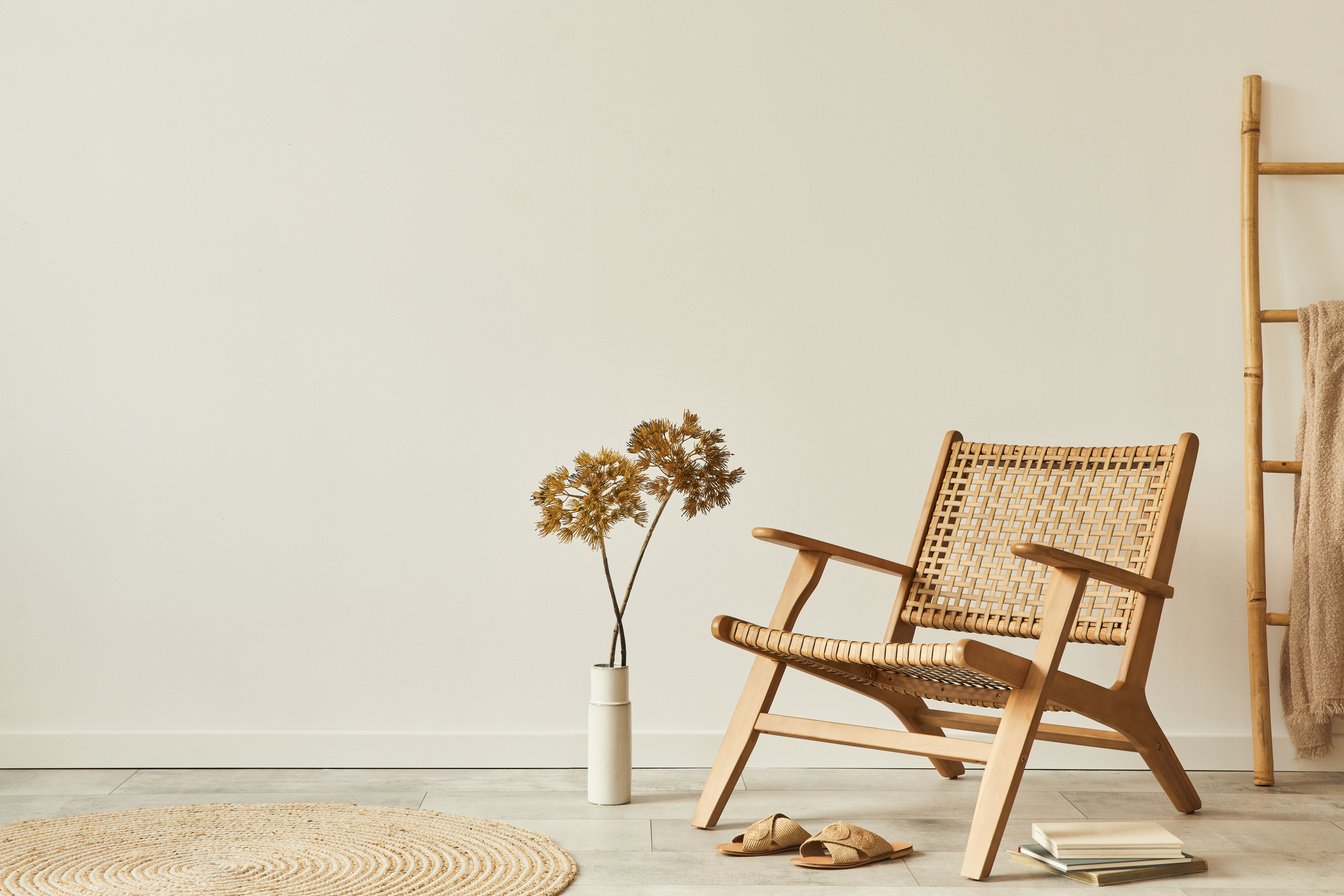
1031 821 1184 860
1017 843 1194 872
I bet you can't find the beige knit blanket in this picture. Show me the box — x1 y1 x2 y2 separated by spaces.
1281 301 1344 758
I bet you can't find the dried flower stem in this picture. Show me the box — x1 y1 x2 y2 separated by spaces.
599 537 627 667
607 490 674 667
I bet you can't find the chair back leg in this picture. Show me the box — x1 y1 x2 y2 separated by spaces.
880 693 967 780
1122 701 1202 814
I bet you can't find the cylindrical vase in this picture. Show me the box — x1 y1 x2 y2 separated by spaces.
588 664 631 806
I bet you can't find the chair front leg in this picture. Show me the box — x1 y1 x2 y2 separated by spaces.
961 568 1089 880
691 550 828 829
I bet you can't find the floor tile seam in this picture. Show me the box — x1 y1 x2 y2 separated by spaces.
893 854 934 887
575 848 1344 859
122 787 600 795
33 791 432 804
108 769 142 795
1056 789 1089 817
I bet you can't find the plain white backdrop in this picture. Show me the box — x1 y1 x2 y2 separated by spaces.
2 1 1343 769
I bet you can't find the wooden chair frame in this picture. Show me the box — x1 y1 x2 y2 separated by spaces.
692 431 1200 880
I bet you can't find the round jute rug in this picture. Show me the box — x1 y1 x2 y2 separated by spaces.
0 802 577 896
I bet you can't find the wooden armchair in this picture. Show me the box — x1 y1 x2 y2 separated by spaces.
692 432 1200 880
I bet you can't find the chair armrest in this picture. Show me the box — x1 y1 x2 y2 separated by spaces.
752 527 913 577
1011 542 1174 598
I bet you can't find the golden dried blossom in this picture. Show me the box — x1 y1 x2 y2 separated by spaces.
627 410 746 518
531 448 649 549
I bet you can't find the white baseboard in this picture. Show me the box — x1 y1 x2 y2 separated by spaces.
0 730 1340 771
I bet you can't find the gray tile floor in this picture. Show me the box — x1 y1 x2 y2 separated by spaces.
0 768 1341 893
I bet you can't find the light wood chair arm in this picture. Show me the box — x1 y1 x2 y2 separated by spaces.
752 528 914 577
1011 542 1174 598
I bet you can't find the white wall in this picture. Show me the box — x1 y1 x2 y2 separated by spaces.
2 1 1343 770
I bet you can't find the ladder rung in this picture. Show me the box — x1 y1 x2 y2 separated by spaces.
1262 460 1302 474
1261 309 1299 323
1260 162 1344 175
1266 613 1291 626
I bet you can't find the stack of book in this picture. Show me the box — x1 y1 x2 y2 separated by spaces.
1008 821 1207 886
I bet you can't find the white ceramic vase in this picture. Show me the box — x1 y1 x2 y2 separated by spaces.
588 664 631 806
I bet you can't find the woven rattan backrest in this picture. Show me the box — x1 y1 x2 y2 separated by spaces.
899 440 1180 645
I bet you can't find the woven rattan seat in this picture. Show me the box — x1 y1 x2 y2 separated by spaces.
718 618 1068 710
693 432 1201 882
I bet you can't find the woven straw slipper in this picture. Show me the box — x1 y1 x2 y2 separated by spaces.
715 813 812 857
789 821 913 869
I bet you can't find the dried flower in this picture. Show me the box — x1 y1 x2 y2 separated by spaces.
628 410 746 519
531 449 648 549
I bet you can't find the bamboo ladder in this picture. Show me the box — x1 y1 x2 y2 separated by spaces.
1240 74 1344 786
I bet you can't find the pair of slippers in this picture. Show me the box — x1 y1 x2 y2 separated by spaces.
715 813 913 870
